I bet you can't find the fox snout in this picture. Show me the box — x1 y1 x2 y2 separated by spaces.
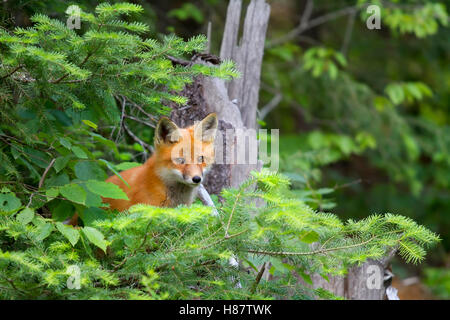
181 165 203 185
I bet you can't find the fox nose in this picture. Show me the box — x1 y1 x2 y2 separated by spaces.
192 176 202 184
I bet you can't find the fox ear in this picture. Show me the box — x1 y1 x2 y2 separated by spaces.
194 113 218 142
155 117 180 145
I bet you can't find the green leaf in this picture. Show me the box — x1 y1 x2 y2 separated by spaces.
60 183 86 205
51 200 75 221
16 208 35 225
114 162 140 171
82 226 108 252
45 187 59 200
0 193 21 213
74 161 107 181
59 138 72 149
72 146 88 159
85 180 128 200
54 156 71 173
99 159 130 187
89 133 120 158
82 119 98 130
56 222 80 246
79 207 109 226
35 222 54 241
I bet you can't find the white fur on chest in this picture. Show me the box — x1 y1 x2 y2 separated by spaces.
166 183 198 207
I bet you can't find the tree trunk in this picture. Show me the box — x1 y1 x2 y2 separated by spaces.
170 0 270 194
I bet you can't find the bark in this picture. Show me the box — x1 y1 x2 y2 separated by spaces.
170 0 269 194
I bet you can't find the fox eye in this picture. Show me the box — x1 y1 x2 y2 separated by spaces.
174 157 185 164
197 156 205 163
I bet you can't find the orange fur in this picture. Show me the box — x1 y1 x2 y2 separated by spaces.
69 113 218 225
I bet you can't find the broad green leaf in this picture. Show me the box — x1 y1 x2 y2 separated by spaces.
35 222 54 241
99 159 130 187
74 161 107 181
114 162 140 171
0 193 21 213
72 146 88 159
56 222 80 246
59 138 72 149
60 184 86 205
89 133 119 158
82 226 107 252
85 180 128 200
79 207 109 226
51 200 75 221
16 208 34 225
54 156 71 173
45 173 70 188
45 188 59 200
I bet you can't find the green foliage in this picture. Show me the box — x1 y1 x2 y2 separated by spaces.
0 170 439 299
261 0 449 252
424 267 450 299
302 47 347 80
168 3 204 24
0 3 238 228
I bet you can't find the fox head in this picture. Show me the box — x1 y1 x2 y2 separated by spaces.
154 113 218 186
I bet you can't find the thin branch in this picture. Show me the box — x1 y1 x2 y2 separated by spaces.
250 262 266 294
259 92 282 120
166 55 191 66
247 236 377 257
38 158 56 189
1 65 24 80
115 96 127 143
123 122 154 155
267 4 360 48
123 114 155 128
199 229 248 250
224 188 243 238
341 10 357 56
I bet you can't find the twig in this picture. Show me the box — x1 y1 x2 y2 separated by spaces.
123 122 154 154
341 10 357 56
199 229 248 251
115 96 127 143
1 65 24 80
259 92 282 120
247 236 377 257
38 158 56 189
166 55 191 66
267 4 360 48
123 114 155 128
250 262 266 294
224 188 243 238
26 158 56 207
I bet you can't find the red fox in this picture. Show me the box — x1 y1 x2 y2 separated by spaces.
69 113 218 225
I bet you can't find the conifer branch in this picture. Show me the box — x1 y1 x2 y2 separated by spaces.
247 236 378 257
1 65 24 80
